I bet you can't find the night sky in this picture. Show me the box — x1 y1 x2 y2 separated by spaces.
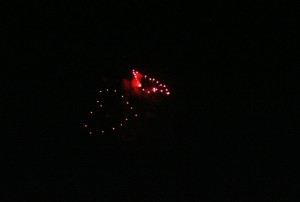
2 2 299 201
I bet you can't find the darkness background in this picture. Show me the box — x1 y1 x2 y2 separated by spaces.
2 1 299 201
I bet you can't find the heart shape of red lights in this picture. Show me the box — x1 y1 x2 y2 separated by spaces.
83 69 170 135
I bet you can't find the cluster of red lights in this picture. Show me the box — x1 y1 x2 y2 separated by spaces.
132 69 170 96
83 88 138 135
83 68 171 136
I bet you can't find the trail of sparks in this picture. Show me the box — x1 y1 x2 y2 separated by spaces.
83 69 171 135
132 69 170 96
84 89 138 135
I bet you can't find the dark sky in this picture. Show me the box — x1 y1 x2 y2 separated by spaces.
2 2 299 201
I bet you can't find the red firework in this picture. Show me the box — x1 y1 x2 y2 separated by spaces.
83 69 171 135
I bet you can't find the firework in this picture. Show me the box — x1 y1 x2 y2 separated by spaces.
83 69 171 135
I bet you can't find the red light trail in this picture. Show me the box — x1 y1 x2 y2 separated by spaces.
83 69 171 135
